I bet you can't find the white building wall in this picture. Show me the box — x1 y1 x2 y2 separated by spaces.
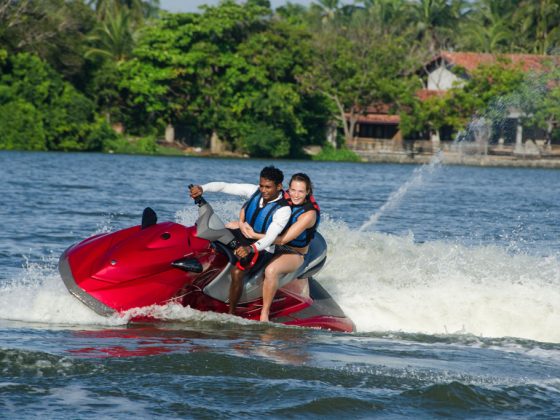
427 66 464 90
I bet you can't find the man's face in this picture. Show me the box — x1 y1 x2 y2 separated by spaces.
259 177 282 202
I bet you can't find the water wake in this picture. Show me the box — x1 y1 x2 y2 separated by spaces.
1 203 558 344
0 258 122 326
320 218 560 343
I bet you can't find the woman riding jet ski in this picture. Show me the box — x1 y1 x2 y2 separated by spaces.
58 188 355 332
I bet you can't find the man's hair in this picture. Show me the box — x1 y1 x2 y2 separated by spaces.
260 165 284 185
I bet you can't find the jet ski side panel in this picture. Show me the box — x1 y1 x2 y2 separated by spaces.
59 222 228 313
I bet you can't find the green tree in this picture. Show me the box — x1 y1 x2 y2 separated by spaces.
358 0 411 37
513 64 560 144
85 0 160 131
275 2 309 25
300 13 415 146
408 0 469 54
403 60 527 138
0 49 112 151
513 0 560 54
118 1 329 157
457 0 516 53
88 0 160 23
85 6 137 62
0 0 96 84
0 100 46 150
310 0 342 23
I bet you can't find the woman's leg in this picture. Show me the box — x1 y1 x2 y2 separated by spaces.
260 254 304 322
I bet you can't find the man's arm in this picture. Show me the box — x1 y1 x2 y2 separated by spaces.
241 210 316 246
234 206 290 258
199 182 257 198
252 205 291 251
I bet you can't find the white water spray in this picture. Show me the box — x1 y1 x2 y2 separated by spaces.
359 152 442 231
321 218 560 343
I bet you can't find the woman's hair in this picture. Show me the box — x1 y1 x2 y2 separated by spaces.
289 173 313 197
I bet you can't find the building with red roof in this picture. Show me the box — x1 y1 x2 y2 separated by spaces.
349 51 557 159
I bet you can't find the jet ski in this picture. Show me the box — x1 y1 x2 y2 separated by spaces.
58 193 355 332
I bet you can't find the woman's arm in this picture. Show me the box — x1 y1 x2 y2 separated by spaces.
239 221 265 240
240 210 317 245
275 210 316 245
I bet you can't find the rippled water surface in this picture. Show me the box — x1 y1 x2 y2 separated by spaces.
1 151 559 418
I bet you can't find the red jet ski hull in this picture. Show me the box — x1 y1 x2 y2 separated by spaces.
59 221 355 332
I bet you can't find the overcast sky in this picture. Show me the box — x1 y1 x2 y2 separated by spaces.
159 1 317 13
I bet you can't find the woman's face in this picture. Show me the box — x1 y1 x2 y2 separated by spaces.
288 180 309 205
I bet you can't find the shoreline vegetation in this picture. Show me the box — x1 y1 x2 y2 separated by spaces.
2 1 560 168
95 137 560 169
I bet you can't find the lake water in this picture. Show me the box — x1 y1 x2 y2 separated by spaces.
1 151 559 417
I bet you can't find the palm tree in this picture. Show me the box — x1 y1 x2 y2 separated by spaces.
360 0 410 36
88 0 159 24
408 0 469 54
85 6 136 63
513 0 560 55
276 2 308 23
458 0 516 53
311 0 340 23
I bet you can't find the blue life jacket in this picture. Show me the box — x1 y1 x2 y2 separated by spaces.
244 190 288 234
286 201 320 248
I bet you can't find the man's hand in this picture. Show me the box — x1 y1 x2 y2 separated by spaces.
189 185 203 199
234 245 253 259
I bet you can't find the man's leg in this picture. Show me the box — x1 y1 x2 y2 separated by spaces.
228 266 244 314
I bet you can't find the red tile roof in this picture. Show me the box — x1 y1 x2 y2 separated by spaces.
434 51 558 73
353 113 401 124
345 104 400 124
416 89 446 101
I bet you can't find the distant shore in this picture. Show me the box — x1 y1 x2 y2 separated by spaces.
351 151 560 169
177 145 560 169
4 146 560 169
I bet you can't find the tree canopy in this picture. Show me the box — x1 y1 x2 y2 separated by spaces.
1 0 560 155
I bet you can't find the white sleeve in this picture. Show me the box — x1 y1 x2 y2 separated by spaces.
253 205 291 251
201 182 258 198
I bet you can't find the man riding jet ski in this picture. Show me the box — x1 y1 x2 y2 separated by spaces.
58 182 355 332
192 169 321 323
190 166 291 316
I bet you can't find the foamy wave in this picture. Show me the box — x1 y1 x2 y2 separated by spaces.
121 303 255 326
0 259 256 328
0 260 124 326
318 218 560 343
